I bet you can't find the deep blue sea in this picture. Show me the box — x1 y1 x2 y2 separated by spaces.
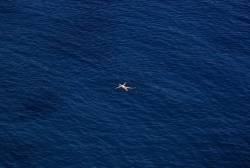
0 0 250 167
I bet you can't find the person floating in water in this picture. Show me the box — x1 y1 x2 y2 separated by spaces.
116 82 135 92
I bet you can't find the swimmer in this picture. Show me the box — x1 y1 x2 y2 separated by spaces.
115 82 135 92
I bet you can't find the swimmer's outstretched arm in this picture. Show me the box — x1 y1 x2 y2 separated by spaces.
116 85 122 89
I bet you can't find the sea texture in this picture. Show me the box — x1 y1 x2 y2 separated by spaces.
0 1 249 167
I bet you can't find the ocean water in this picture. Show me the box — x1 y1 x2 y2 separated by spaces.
0 0 250 167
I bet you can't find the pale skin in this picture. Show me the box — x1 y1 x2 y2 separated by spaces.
115 82 135 92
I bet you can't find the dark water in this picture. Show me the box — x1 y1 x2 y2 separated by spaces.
0 0 250 167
